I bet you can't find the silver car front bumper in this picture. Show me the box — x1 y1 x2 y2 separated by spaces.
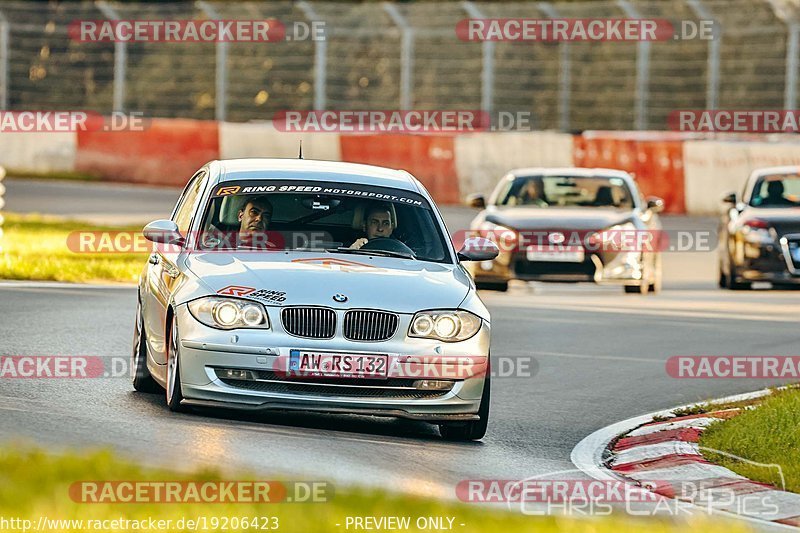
173 305 491 422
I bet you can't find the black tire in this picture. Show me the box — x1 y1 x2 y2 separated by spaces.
624 283 649 295
725 264 751 291
648 254 662 294
476 281 508 292
718 264 728 288
166 315 187 412
132 300 159 393
624 254 651 295
439 368 490 441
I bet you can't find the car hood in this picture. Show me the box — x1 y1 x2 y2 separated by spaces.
184 252 471 313
485 207 633 231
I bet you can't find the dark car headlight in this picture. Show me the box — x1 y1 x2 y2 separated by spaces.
409 310 482 342
741 220 775 245
588 222 638 253
188 296 270 330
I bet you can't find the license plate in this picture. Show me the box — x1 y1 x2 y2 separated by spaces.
288 350 388 379
527 245 585 263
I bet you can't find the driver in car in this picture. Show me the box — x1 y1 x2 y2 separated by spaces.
237 195 275 248
510 179 548 207
350 203 395 249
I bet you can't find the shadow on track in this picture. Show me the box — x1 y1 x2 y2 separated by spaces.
127 390 485 447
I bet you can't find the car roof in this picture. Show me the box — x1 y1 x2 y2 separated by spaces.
506 167 634 179
751 165 800 177
210 158 420 192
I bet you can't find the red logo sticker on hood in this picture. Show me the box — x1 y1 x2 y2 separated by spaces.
291 258 385 272
217 285 255 297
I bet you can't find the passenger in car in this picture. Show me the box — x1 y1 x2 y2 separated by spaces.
593 185 616 207
760 181 796 207
350 202 396 249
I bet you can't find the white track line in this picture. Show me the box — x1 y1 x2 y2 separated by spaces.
612 441 701 465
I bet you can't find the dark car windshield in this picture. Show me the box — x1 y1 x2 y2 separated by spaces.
495 175 635 209
196 180 451 263
749 174 800 208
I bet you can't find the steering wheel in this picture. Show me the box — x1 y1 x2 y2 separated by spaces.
360 237 416 257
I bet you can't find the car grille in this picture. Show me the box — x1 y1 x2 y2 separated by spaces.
281 307 336 339
219 379 449 399
343 310 399 341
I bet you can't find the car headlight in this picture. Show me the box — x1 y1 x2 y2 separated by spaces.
588 222 637 252
741 219 775 244
409 310 482 342
600 222 637 241
187 296 270 330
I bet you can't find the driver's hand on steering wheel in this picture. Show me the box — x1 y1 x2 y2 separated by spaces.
350 238 368 249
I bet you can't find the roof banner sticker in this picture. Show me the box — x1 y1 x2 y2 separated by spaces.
212 180 429 209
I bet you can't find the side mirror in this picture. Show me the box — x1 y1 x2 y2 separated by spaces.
645 196 665 213
721 191 738 205
465 193 486 209
457 237 499 262
143 219 184 245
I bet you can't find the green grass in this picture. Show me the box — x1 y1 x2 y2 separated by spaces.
700 387 800 493
4 170 100 182
669 397 761 418
0 446 751 533
0 212 146 283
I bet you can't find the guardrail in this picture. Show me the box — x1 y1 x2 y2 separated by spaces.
0 0 795 130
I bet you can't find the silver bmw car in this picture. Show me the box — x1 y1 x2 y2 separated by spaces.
132 159 499 440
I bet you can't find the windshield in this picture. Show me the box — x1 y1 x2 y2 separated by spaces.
749 174 800 208
197 180 451 263
495 175 635 209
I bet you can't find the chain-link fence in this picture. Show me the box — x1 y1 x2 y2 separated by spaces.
2 0 800 130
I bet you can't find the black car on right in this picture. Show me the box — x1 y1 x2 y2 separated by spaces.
719 166 800 289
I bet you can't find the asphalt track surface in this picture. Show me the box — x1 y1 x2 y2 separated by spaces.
2 178 799 526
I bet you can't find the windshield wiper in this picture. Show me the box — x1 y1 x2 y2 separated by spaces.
332 247 416 260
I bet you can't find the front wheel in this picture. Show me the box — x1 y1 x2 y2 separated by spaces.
132 300 159 393
648 254 663 294
624 283 649 295
724 263 751 291
166 315 187 412
439 368 490 441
